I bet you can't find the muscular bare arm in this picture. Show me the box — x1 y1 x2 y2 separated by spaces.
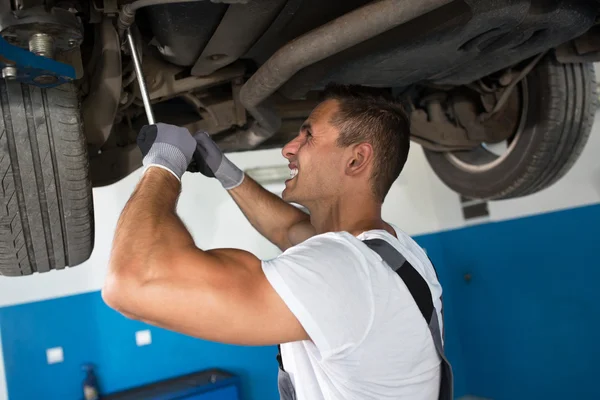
103 167 309 345
228 175 316 251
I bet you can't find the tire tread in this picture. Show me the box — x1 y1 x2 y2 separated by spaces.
0 81 94 276
424 56 596 200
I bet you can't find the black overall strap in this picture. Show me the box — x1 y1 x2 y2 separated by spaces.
362 238 454 400
277 345 284 370
363 239 435 322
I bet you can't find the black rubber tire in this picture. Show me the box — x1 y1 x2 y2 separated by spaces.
424 56 597 200
0 81 94 276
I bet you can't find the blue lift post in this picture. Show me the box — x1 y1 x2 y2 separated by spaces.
0 35 75 88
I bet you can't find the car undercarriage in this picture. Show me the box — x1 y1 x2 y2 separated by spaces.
0 0 599 274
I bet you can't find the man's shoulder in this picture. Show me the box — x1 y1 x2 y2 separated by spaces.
359 227 431 265
293 231 359 247
283 231 373 260
264 231 378 274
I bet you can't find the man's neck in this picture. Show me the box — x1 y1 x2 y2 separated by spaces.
306 195 390 237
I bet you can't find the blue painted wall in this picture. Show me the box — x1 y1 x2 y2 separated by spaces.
0 292 279 400
428 204 600 400
414 233 469 398
1 204 599 399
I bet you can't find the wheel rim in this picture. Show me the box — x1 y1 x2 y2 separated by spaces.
444 79 529 173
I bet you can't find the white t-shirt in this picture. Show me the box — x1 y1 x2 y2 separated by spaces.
262 227 443 400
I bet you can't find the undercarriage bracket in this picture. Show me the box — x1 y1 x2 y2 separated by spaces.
0 35 75 87
0 6 81 87
556 26 600 63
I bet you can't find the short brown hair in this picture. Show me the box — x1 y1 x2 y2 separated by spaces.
324 83 410 202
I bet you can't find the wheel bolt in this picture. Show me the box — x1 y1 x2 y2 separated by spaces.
29 33 55 59
2 66 17 80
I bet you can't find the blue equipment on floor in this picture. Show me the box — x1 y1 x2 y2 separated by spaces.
103 369 242 400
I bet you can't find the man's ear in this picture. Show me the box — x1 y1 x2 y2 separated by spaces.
346 143 373 176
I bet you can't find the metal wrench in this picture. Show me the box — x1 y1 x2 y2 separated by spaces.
126 27 155 125
126 26 204 172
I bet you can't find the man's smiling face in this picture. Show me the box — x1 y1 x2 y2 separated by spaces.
281 99 347 206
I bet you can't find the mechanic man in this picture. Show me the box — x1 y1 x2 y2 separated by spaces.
103 84 451 400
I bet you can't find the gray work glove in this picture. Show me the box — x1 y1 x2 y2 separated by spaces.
191 131 244 190
137 123 197 181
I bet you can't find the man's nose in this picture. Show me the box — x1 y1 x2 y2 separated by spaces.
282 135 301 159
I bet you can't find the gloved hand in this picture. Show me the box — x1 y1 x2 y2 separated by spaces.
191 131 244 190
137 123 197 181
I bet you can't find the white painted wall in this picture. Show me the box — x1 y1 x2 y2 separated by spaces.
0 142 463 309
1 111 599 307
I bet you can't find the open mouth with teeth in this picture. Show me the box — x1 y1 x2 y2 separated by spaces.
290 168 298 179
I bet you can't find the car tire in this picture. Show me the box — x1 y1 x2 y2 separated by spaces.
0 81 94 276
424 56 597 200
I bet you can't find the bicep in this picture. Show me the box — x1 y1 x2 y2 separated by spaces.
126 247 309 346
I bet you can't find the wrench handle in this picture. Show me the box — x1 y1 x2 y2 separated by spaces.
126 27 155 125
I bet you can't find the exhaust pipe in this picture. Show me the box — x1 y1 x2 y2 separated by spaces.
116 0 454 150
239 0 455 140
